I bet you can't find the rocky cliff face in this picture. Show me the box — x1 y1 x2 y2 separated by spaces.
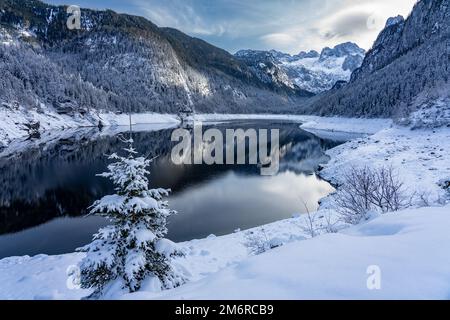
236 42 365 94
308 0 450 121
234 50 298 91
353 0 450 81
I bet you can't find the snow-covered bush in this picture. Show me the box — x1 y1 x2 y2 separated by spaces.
78 137 185 299
244 228 283 255
335 166 406 224
294 210 341 237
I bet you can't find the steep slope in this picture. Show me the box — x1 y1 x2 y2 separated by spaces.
308 0 450 122
234 50 298 90
0 0 311 117
235 43 365 93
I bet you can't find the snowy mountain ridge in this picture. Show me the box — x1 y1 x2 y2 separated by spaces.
309 0 450 122
0 0 312 122
235 42 365 93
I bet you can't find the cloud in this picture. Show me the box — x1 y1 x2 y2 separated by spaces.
255 0 417 52
46 0 418 53
137 0 227 36
260 33 297 49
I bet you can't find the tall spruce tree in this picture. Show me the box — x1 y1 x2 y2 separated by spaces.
78 121 185 298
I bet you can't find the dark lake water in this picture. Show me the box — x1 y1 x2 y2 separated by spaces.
0 120 345 259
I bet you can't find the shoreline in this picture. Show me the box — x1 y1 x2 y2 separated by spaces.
2 115 449 299
0 108 392 148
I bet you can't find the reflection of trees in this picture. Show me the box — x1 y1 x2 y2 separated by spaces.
0 128 175 234
0 128 174 205
0 122 341 235
279 138 337 175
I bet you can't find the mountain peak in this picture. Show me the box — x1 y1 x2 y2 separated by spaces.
309 0 450 121
385 15 405 28
234 42 365 94
0 0 311 116
294 50 319 59
319 42 365 61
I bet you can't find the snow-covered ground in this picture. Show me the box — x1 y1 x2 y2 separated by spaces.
130 205 450 300
2 203 449 300
321 126 450 205
0 106 180 148
0 113 449 300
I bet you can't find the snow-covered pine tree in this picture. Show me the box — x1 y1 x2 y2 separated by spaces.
78 132 185 298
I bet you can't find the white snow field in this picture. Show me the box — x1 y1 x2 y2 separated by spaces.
320 127 450 206
0 114 449 300
1 204 449 300
128 205 450 300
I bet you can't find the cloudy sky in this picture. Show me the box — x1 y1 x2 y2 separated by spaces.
47 0 417 54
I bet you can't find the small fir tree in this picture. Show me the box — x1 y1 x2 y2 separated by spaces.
78 128 185 298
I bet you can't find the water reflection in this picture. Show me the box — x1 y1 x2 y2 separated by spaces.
0 121 342 258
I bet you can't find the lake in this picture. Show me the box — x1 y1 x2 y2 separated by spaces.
0 120 346 259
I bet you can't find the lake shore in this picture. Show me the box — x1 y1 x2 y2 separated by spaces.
1 115 449 300
0 106 392 148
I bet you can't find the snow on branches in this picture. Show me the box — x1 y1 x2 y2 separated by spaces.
78 137 185 299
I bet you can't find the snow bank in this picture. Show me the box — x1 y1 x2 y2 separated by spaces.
127 205 450 300
321 126 450 205
299 117 391 135
3 205 450 300
0 253 89 300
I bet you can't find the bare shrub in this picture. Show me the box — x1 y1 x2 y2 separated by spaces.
335 166 406 224
244 228 282 255
298 199 319 238
323 212 340 234
418 191 431 207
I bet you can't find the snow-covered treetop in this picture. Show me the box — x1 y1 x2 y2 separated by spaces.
89 137 173 222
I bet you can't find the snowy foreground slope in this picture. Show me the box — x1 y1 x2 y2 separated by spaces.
1 116 449 300
132 205 450 300
1 204 449 300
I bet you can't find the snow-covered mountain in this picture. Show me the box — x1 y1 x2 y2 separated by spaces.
235 42 365 93
0 0 311 121
309 0 450 123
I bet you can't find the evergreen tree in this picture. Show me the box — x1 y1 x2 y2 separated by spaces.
78 130 185 298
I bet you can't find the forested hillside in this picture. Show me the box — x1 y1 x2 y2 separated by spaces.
307 0 450 121
0 0 311 116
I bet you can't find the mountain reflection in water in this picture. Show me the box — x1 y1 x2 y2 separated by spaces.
0 120 346 258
